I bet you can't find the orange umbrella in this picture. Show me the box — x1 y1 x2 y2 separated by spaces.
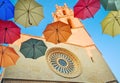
43 21 72 44
0 45 19 67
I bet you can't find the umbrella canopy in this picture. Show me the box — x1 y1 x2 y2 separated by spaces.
101 11 120 37
43 21 72 44
15 0 44 27
0 0 14 20
20 38 47 59
100 0 120 11
74 0 100 20
0 45 19 67
0 20 21 44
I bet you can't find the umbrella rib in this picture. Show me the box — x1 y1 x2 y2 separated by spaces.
8 30 20 39
20 47 30 51
84 0 95 18
56 29 60 43
6 30 13 43
111 13 120 26
112 20 115 36
4 29 6 43
6 52 16 64
57 22 60 43
33 44 36 59
102 18 113 33
89 6 100 9
15 12 27 22
74 7 85 17
19 0 27 10
46 32 55 41
3 21 11 43
25 13 28 27
28 0 32 9
88 0 99 6
15 8 25 11
21 42 33 50
59 31 68 42
30 6 42 11
31 11 44 18
86 7 94 18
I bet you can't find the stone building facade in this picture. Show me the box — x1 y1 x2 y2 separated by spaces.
2 4 118 83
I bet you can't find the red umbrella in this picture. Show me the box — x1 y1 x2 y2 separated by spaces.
74 0 100 20
0 20 21 44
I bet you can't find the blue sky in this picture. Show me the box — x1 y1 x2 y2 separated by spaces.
2 0 120 81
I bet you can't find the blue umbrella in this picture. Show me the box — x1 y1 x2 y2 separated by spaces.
0 0 14 20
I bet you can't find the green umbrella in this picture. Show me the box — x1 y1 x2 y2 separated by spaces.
100 0 120 11
15 0 44 27
20 38 47 59
101 11 120 37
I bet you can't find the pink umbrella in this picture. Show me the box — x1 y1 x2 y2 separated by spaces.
74 0 100 20
0 20 21 44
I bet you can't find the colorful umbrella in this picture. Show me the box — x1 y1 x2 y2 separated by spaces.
0 45 19 67
101 11 120 37
15 0 44 27
43 21 72 44
0 0 14 20
20 38 47 59
100 0 120 11
0 20 21 44
74 0 100 20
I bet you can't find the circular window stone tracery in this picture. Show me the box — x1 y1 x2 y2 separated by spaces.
46 47 82 78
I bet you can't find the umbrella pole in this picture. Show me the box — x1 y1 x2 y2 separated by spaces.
27 10 32 25
27 1 32 25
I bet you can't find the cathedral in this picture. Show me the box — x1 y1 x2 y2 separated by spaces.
1 4 118 83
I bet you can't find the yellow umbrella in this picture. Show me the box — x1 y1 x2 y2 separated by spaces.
101 11 120 37
15 0 44 27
